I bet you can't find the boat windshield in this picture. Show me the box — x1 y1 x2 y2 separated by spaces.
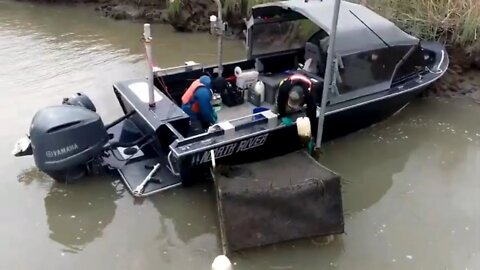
250 18 319 57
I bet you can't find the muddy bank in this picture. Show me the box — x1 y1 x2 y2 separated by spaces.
95 0 246 35
165 0 219 32
15 0 170 22
17 0 246 34
94 3 169 23
424 45 480 100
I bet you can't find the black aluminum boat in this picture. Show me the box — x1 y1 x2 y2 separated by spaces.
12 0 448 197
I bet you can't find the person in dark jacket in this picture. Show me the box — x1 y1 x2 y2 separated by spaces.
276 73 318 137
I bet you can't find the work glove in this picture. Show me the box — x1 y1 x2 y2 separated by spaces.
281 117 293 126
212 109 218 123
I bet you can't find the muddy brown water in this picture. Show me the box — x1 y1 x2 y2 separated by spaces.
1 1 479 269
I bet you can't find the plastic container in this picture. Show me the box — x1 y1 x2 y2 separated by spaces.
234 66 259 90
296 117 311 138
254 81 265 103
247 88 261 107
252 106 269 120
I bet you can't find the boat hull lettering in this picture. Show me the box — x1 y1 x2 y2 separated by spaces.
193 133 269 165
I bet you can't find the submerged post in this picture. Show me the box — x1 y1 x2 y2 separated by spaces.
143 23 155 107
212 0 224 76
315 0 341 149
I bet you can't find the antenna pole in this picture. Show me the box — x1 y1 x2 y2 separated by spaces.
315 0 341 149
143 23 155 107
212 0 224 76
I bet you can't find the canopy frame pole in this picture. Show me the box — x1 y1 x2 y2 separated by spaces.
143 23 155 108
315 0 341 149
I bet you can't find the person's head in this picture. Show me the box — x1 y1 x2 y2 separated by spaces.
287 85 305 110
199 75 212 89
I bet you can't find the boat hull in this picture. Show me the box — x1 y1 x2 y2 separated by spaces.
322 83 424 141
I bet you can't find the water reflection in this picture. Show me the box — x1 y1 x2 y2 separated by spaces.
0 0 245 68
149 182 346 270
232 236 345 270
17 167 53 188
43 177 124 252
320 112 421 213
149 184 220 265
320 100 472 213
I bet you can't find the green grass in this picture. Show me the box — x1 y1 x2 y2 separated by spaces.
166 0 277 27
166 0 275 18
166 0 182 16
363 0 480 47
224 0 275 16
166 0 480 52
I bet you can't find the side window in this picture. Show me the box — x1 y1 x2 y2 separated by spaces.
250 19 320 57
392 46 426 83
337 47 409 94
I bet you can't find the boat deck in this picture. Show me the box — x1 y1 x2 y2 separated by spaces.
216 101 275 122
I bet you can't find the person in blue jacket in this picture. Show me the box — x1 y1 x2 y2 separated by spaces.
181 75 217 133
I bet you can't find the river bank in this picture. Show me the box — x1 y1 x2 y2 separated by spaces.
15 0 248 35
15 0 171 24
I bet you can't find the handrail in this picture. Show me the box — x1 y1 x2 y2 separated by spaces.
426 50 446 75
167 151 180 176
153 62 203 75
389 45 417 86
435 50 446 73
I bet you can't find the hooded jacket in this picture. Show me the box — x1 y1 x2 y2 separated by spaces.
181 75 217 126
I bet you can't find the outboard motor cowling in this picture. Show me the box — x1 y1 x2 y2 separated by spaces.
29 105 109 182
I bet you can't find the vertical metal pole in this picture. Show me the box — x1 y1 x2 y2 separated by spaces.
315 0 341 148
143 23 155 107
213 0 224 76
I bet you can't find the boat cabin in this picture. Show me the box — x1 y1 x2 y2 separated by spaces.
246 0 437 106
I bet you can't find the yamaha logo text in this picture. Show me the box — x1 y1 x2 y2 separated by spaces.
46 143 79 158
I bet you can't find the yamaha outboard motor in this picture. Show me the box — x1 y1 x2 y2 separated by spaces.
13 93 109 183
